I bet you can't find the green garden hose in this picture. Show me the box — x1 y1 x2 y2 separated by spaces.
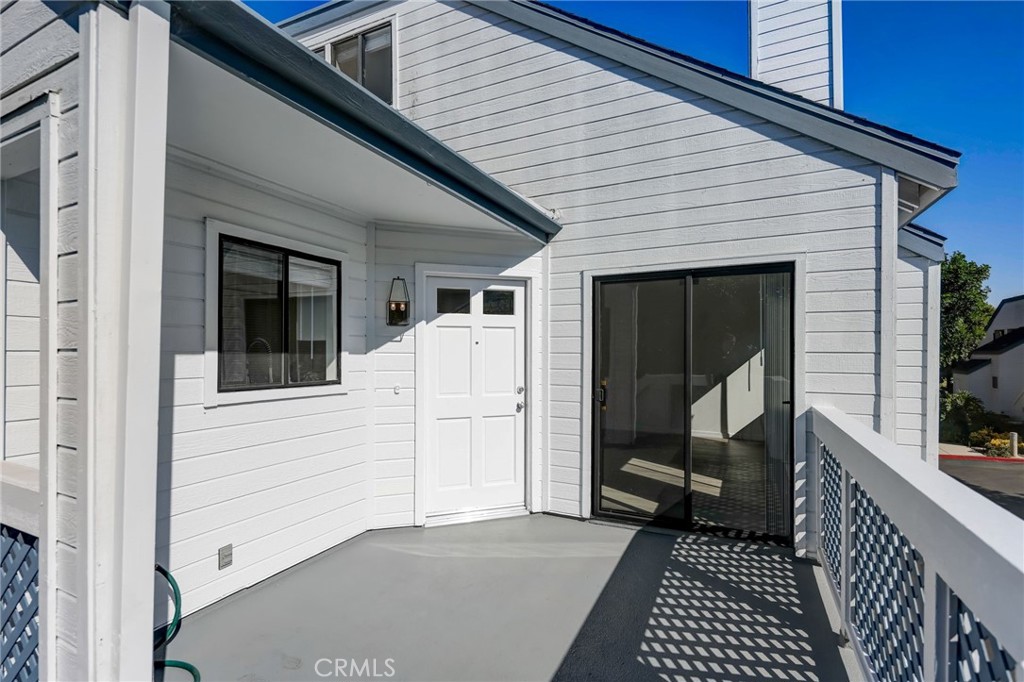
154 564 201 682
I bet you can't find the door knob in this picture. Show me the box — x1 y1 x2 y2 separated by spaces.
516 401 525 412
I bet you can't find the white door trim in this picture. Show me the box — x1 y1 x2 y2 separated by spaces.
414 262 542 527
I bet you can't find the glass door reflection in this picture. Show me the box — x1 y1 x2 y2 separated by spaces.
596 278 688 522
594 266 792 538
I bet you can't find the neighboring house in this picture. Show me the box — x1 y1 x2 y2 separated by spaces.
0 0 966 679
953 295 1024 417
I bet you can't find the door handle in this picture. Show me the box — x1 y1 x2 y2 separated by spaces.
516 401 525 413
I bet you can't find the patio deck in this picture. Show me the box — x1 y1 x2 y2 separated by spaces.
161 514 855 682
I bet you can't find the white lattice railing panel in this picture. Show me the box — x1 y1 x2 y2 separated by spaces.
1 524 40 682
819 445 842 592
811 406 1023 682
949 592 1018 682
850 482 925 682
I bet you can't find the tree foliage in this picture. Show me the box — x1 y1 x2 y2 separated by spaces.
940 251 994 376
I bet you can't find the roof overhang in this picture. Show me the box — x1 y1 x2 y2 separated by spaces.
898 223 946 262
166 0 561 243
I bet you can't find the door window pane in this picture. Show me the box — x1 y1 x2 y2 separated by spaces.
437 288 470 314
220 241 284 388
288 256 339 384
483 290 514 315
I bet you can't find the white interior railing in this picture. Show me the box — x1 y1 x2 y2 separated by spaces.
810 405 1024 682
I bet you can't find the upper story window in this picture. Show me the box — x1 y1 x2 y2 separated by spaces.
329 23 393 105
219 236 341 392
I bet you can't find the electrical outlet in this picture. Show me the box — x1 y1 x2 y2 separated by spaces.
218 544 233 570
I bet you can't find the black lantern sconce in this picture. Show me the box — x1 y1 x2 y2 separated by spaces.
387 277 410 326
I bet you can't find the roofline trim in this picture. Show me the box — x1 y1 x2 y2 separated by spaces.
167 1 561 243
898 225 945 263
475 0 959 189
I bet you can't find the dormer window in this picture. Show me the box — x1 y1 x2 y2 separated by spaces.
329 23 393 105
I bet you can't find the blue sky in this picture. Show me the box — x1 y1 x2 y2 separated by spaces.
248 0 1024 303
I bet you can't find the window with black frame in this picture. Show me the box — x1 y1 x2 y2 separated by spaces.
219 236 340 391
331 23 393 104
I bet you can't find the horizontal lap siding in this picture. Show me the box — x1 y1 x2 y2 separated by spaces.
1 1 86 673
391 1 881 515
158 160 370 616
895 248 929 456
752 0 834 105
371 226 543 527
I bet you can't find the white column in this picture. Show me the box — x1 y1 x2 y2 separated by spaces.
77 2 170 679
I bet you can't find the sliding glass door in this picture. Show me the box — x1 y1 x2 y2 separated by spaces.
593 265 793 539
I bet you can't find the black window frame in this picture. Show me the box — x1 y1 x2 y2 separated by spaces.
218 234 343 393
329 22 394 105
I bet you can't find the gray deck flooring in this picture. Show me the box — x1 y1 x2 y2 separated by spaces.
162 514 852 682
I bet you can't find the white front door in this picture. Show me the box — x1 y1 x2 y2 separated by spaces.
424 276 527 518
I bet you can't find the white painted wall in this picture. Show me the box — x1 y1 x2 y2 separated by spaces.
157 158 371 616
2 172 41 467
297 0 883 522
967 348 1024 418
895 247 932 459
749 0 843 108
1 1 86 675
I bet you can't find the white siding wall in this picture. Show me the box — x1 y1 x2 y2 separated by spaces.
3 173 41 467
1 0 85 673
158 159 371 615
351 0 882 517
896 247 930 458
750 0 840 107
370 225 544 527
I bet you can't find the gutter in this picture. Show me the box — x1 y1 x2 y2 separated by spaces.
166 0 562 243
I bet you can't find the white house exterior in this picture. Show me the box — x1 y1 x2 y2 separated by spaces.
4 1 1001 680
953 295 1024 417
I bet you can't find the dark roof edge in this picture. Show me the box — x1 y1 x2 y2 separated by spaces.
974 327 1024 355
985 294 1024 331
280 0 391 34
952 358 992 374
477 0 959 189
168 0 560 243
905 223 947 244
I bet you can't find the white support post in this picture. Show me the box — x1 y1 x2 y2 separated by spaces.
878 169 899 440
77 2 170 679
839 468 853 640
924 569 950 682
37 90 61 682
925 261 941 464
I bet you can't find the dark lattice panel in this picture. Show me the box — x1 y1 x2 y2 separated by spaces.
949 591 1018 682
850 483 924 682
1 525 40 682
819 444 842 591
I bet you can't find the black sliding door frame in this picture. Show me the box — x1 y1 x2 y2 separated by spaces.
591 263 795 543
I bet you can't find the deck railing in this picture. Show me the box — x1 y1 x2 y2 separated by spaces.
811 406 1024 682
1 464 41 682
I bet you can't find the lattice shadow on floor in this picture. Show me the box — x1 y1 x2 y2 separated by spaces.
554 530 848 682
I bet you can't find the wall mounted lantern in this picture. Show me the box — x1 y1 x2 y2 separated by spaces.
387 277 410 326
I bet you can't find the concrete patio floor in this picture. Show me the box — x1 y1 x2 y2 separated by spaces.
162 514 854 682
